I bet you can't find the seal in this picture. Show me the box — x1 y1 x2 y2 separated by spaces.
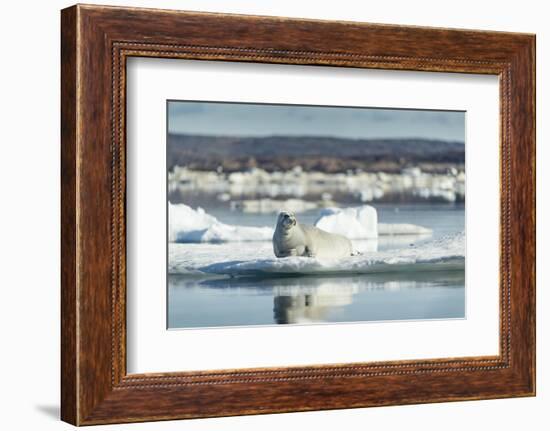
273 211 353 259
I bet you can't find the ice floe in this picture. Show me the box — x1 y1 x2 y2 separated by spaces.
314 206 378 239
169 202 272 243
169 231 464 277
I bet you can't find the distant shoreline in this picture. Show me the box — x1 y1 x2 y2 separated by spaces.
167 134 465 174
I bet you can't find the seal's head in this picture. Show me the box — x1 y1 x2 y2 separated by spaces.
277 211 297 230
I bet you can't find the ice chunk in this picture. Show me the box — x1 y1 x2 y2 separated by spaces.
315 206 378 239
169 203 273 243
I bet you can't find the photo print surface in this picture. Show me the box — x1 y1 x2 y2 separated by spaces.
167 101 466 329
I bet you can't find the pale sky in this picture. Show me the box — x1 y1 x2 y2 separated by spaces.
168 100 465 142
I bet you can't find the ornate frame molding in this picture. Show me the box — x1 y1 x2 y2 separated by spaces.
61 5 535 425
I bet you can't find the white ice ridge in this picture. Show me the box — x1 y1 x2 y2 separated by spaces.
314 206 432 238
314 206 378 239
171 232 465 277
169 202 273 243
169 203 432 243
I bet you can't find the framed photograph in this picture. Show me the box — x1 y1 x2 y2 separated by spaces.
61 4 536 425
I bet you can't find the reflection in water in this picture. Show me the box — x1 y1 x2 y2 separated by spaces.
168 271 465 328
274 292 354 324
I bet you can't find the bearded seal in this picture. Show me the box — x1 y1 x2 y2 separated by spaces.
273 211 353 259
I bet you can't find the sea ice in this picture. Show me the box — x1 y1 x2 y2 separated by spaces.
169 202 273 243
169 231 464 277
314 206 379 239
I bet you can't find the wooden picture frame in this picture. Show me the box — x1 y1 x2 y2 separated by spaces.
61 4 535 425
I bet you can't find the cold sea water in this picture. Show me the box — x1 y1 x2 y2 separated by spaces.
168 203 465 329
